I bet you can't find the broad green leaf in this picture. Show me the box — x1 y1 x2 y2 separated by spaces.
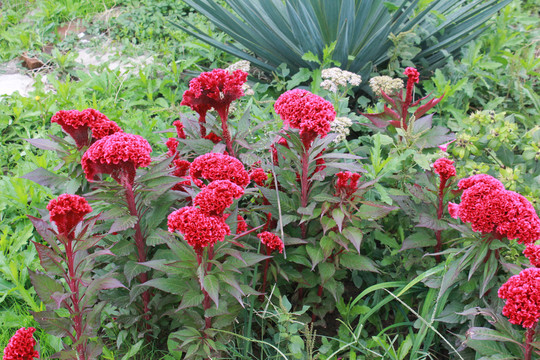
203 274 220 308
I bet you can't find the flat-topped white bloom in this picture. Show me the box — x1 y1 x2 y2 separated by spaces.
369 75 404 96
320 67 362 93
330 116 353 143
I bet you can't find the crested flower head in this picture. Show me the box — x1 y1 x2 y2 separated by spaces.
250 167 268 186
47 194 92 237
403 67 420 84
180 68 248 116
193 180 244 216
258 231 284 253
224 214 248 234
369 75 404 96
335 171 361 199
173 120 186 139
3 327 39 360
81 132 152 186
449 174 540 244
498 267 540 328
165 138 179 158
167 206 230 250
51 109 122 149
433 158 456 181
524 244 540 267
190 152 249 188
274 89 336 148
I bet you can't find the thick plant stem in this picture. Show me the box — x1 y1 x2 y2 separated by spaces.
300 148 310 239
65 238 86 360
217 108 234 157
311 285 324 323
198 113 207 138
435 177 448 263
197 247 214 331
123 181 150 319
524 325 537 360
259 246 271 302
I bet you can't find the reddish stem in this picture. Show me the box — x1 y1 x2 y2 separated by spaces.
311 285 324 323
435 177 448 263
524 324 537 360
300 147 310 239
401 78 415 130
259 246 271 302
217 107 234 157
198 113 207 138
65 238 86 360
123 181 151 320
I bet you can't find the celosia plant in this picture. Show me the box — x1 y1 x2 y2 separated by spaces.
432 157 456 260
498 267 540 360
335 171 361 200
449 174 540 245
362 66 444 131
523 244 540 267
190 152 250 188
193 180 244 216
28 194 122 360
3 327 39 360
180 68 248 155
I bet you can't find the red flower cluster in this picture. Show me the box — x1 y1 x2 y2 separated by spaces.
271 136 290 165
165 138 178 158
524 244 540 267
258 231 284 253
403 67 420 84
3 327 39 360
171 159 191 191
173 120 186 139
193 180 244 216
167 206 230 250
449 174 540 244
204 132 222 144
81 132 152 186
335 171 361 199
51 109 122 149
250 167 268 186
274 89 336 148
47 194 92 236
498 267 540 328
433 157 456 181
224 214 248 234
190 153 249 188
181 68 247 138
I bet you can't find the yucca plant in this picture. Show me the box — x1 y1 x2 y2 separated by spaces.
172 0 511 79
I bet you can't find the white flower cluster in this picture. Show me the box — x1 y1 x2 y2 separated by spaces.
320 67 362 93
369 76 404 96
330 116 353 143
226 60 254 96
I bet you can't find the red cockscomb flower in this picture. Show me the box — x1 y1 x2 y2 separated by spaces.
181 68 247 140
193 180 244 216
51 109 122 149
168 206 230 250
166 138 179 158
258 231 284 254
3 327 39 360
433 158 456 181
274 89 335 148
250 167 268 186
173 120 186 139
171 159 191 191
449 174 540 244
498 267 540 328
403 67 420 84
81 133 152 186
47 194 92 237
204 132 222 144
335 171 361 199
224 214 248 234
524 244 540 267
190 153 249 188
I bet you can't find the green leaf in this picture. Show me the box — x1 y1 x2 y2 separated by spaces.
357 202 397 220
203 274 220 308
124 261 148 285
121 340 144 360
339 253 379 273
142 277 186 295
319 262 335 284
342 228 363 254
466 327 522 345
332 208 345 232
29 271 64 308
176 290 205 311
306 244 324 270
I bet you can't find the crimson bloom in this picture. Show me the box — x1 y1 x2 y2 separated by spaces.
3 327 39 360
165 138 179 158
193 180 244 216
168 206 230 250
449 174 540 244
224 214 248 234
171 159 191 192
274 89 336 148
433 158 456 181
51 109 122 149
498 267 540 328
190 152 249 188
173 120 186 139
250 167 268 186
47 194 92 237
81 132 152 186
335 171 361 199
258 231 284 254
524 244 540 267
